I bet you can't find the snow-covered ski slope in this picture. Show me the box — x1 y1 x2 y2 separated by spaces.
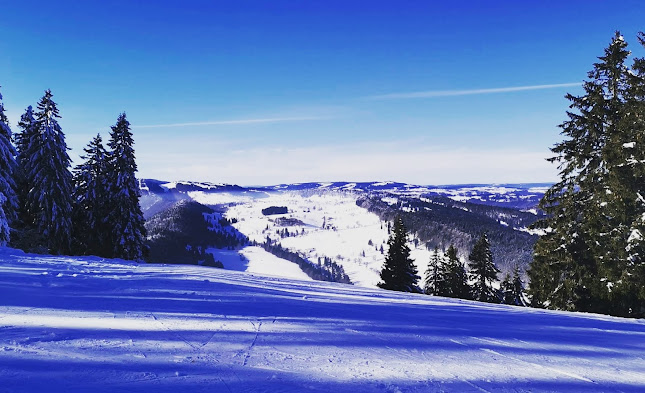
1 249 644 392
204 246 314 281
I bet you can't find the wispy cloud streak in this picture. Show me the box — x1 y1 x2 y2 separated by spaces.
366 82 581 100
135 116 326 129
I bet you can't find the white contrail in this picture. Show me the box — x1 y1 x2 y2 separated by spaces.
135 116 326 128
366 82 581 100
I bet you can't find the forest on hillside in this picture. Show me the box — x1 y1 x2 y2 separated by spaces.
357 194 539 276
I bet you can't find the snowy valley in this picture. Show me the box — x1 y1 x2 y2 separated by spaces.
141 180 546 287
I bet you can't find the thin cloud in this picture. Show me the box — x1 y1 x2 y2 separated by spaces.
134 116 327 129
137 139 557 186
366 82 581 100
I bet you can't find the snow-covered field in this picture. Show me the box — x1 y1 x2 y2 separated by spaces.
206 246 313 282
196 191 435 287
1 249 644 392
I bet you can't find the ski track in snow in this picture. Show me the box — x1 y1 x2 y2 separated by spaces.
1 249 645 392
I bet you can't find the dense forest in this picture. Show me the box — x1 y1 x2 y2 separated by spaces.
357 194 540 276
145 200 246 266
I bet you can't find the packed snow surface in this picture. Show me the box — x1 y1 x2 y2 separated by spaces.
206 246 313 281
1 249 644 392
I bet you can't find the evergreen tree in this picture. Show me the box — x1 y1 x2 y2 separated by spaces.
14 105 37 229
443 244 470 299
468 233 500 303
105 113 147 261
9 105 47 251
500 273 513 304
529 32 645 316
72 134 109 256
378 216 420 292
28 90 73 254
424 246 444 295
0 87 16 245
613 32 645 316
501 266 529 306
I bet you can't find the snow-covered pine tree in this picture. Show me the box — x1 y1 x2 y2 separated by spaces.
72 134 110 256
424 246 444 295
443 244 470 299
0 87 17 245
592 33 638 315
14 105 38 230
9 106 45 251
529 32 645 316
612 31 645 316
378 216 420 293
105 113 147 261
468 233 500 303
28 90 74 254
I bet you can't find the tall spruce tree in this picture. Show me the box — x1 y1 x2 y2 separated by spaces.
529 32 645 316
501 266 529 306
72 134 109 256
468 233 500 303
105 113 147 261
28 90 73 254
612 32 645 316
424 246 444 295
443 244 470 299
378 216 420 292
14 106 37 224
0 87 16 245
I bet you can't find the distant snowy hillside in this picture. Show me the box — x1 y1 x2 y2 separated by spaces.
223 191 397 287
1 250 644 392
139 179 550 211
138 179 549 286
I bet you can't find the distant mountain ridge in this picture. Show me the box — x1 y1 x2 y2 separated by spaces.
139 179 551 211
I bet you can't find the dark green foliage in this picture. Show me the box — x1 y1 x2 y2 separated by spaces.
378 216 421 293
501 266 528 306
617 32 645 316
0 87 16 245
260 242 352 284
28 90 74 254
356 195 538 277
424 246 444 295
202 258 224 268
105 113 147 261
442 244 470 299
11 106 47 253
262 206 288 215
145 200 245 265
72 134 110 256
530 32 645 317
468 233 500 303
13 106 37 230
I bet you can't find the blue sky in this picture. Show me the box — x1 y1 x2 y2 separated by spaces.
2 1 644 185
